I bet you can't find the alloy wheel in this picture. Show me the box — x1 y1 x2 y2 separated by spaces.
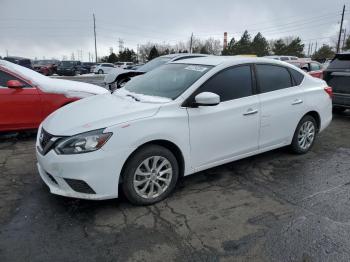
297 121 315 150
133 156 173 199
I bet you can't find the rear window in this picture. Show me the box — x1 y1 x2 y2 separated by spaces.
328 54 350 69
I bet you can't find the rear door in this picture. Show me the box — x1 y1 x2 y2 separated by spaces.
256 64 307 149
0 69 42 131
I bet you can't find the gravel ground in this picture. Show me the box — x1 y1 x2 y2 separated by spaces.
0 76 349 261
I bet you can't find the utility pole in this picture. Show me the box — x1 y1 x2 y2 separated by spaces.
93 14 98 63
342 28 347 51
337 5 346 53
307 43 311 57
6 49 8 57
189 33 194 53
310 42 314 57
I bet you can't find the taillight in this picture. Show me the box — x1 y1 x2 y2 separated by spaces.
324 86 333 98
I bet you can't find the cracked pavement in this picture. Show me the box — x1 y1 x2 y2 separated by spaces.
0 107 349 261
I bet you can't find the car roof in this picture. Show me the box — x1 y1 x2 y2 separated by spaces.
159 53 206 59
170 55 291 67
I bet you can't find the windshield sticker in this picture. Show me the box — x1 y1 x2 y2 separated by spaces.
184 65 208 72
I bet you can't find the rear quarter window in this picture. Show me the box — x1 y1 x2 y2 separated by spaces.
289 68 304 85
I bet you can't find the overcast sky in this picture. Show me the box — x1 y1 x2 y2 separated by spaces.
0 0 347 61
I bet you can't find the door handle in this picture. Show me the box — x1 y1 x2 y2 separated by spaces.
243 108 258 116
292 99 303 105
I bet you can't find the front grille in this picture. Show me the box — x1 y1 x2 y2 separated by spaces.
40 129 53 149
64 178 96 194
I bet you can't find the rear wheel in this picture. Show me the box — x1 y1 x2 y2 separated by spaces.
122 145 179 205
290 115 317 154
98 69 104 74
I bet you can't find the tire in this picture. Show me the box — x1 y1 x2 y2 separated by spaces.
290 115 317 154
122 145 179 205
333 106 346 114
98 69 104 74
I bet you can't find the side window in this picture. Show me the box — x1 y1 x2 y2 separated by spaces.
0 70 30 88
256 64 292 93
195 65 253 102
289 68 304 86
310 62 321 71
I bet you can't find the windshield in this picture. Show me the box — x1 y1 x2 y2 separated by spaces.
123 63 212 99
137 57 172 72
60 61 76 67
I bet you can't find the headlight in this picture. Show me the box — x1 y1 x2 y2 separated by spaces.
55 129 112 155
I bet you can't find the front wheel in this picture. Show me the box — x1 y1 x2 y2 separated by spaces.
122 145 179 205
290 115 317 154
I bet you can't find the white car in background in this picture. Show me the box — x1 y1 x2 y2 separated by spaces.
115 62 134 69
36 56 332 205
93 63 115 74
264 55 299 61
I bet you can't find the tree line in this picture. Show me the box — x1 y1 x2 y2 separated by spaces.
100 30 337 63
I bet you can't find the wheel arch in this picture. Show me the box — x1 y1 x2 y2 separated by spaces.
120 139 185 183
303 111 321 131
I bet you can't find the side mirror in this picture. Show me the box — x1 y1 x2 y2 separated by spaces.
194 92 220 106
7 80 25 88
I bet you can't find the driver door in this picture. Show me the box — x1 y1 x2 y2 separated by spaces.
186 65 260 170
0 69 42 131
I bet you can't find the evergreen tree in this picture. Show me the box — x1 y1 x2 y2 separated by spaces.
286 37 304 57
107 52 118 63
148 46 160 60
235 31 252 54
251 32 269 56
272 39 287 55
312 45 335 62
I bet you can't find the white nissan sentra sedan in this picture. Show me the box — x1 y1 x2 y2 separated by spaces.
36 56 332 205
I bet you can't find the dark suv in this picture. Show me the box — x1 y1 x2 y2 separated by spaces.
56 61 87 76
324 53 350 112
3 56 32 69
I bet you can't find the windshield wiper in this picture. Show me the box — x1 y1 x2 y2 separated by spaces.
126 94 140 102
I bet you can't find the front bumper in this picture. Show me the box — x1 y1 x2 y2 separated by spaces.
36 144 130 200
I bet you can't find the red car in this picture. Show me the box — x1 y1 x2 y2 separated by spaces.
289 60 324 79
0 60 108 132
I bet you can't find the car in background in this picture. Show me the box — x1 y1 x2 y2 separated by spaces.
3 56 33 69
324 53 350 113
0 60 108 132
36 56 332 204
56 61 87 76
323 59 332 69
105 53 207 91
33 60 60 76
264 55 299 62
289 60 324 79
114 62 134 69
82 62 96 73
93 63 115 74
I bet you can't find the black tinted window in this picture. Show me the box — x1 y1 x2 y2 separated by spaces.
289 68 304 85
195 65 253 102
256 65 292 93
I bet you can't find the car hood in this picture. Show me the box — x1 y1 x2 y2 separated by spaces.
0 60 108 97
38 78 109 98
42 93 162 136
